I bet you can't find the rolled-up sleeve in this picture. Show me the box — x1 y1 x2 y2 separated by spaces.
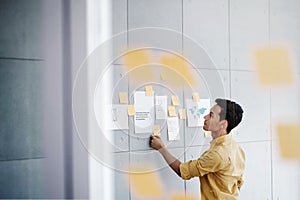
179 150 224 180
180 160 198 180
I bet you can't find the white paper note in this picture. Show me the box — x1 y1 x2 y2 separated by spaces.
186 99 210 127
134 91 155 133
167 117 180 141
155 96 167 119
106 105 129 130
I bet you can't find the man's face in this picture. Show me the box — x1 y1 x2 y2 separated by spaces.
203 104 223 138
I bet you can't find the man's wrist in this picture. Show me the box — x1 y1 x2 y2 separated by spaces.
158 146 166 153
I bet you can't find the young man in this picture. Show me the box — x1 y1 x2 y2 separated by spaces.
150 98 245 200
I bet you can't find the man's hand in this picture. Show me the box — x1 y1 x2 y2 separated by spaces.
150 135 165 150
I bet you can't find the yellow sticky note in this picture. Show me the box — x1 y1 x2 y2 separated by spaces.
160 55 195 86
119 92 128 104
145 85 153 91
153 125 161 136
178 109 186 119
171 96 180 106
146 90 154 96
127 104 136 116
168 106 176 117
255 46 294 85
277 123 300 159
145 85 154 96
129 167 163 197
122 49 154 82
192 92 200 102
169 194 196 200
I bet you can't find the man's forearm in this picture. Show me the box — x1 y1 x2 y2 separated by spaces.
158 147 181 177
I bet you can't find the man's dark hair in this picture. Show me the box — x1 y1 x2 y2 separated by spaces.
215 98 244 134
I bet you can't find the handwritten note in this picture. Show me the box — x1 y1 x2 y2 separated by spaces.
155 96 167 119
167 117 179 141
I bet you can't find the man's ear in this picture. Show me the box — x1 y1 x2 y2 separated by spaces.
220 120 228 130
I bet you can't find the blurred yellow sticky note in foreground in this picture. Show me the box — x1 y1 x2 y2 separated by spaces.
160 55 195 86
277 123 300 159
123 49 149 70
129 167 163 197
122 49 154 82
169 194 196 200
255 46 294 86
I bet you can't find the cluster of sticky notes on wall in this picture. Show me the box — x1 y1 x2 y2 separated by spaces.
254 46 299 160
108 86 210 141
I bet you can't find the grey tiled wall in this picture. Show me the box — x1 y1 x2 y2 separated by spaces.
112 0 300 199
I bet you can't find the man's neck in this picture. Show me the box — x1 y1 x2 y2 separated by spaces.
211 130 227 140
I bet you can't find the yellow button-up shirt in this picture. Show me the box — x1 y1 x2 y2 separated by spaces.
180 134 245 200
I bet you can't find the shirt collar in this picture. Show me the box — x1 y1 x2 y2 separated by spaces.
210 134 232 147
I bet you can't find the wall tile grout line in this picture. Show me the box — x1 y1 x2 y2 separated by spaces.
228 0 232 98
269 88 274 200
268 0 274 199
126 0 129 49
0 57 44 61
0 156 46 162
126 1 132 199
62 1 73 198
